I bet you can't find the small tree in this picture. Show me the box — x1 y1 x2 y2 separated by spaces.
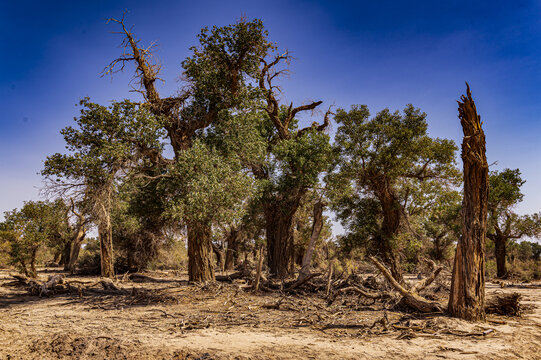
42 100 163 277
487 168 541 278
0 201 62 277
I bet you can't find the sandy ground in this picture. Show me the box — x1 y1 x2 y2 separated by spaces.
0 269 540 360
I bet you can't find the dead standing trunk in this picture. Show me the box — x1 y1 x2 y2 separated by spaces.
448 83 488 321
188 223 215 282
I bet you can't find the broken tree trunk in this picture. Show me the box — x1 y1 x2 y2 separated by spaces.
448 83 489 321
369 256 443 313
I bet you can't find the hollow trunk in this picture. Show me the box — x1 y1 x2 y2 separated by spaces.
265 190 304 278
297 200 325 283
224 227 242 271
494 235 507 278
448 84 488 321
99 222 115 278
187 222 215 282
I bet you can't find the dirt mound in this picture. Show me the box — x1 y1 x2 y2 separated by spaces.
28 334 216 360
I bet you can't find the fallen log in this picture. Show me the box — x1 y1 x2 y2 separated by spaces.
369 256 443 313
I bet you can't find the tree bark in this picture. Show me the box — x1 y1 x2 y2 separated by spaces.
265 191 304 278
61 240 72 271
448 83 488 321
373 183 404 283
224 226 242 270
187 222 215 282
494 235 507 278
296 200 325 284
99 222 115 278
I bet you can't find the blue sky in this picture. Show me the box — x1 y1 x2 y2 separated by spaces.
1 0 541 223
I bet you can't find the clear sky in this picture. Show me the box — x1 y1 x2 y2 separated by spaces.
1 0 541 222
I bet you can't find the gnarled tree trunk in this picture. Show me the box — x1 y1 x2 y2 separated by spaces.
375 188 403 283
61 240 72 271
188 222 215 282
449 83 488 321
265 190 304 278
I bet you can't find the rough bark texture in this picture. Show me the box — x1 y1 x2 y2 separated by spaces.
99 223 115 278
265 191 304 278
448 84 488 321
224 226 242 270
296 200 325 284
372 178 404 283
187 223 215 282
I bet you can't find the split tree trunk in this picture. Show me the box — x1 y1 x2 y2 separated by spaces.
448 83 488 321
187 222 215 282
494 235 507 278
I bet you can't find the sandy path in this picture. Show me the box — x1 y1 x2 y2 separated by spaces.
0 272 540 359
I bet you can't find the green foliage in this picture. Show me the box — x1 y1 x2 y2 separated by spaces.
163 140 256 227
487 168 541 243
329 104 459 260
42 99 164 190
0 201 67 276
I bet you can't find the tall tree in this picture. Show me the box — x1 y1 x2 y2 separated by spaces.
448 84 488 321
254 51 333 278
42 100 163 277
105 16 272 281
487 168 541 278
330 104 458 282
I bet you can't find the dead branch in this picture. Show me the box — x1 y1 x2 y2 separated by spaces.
369 256 443 313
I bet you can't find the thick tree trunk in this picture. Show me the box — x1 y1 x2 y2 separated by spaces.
61 240 72 271
265 191 304 278
53 252 61 265
224 226 242 270
296 200 325 283
66 225 85 273
494 235 507 278
449 84 488 321
99 222 115 278
375 190 403 283
187 222 215 282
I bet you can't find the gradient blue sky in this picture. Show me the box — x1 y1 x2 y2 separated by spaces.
1 0 541 224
